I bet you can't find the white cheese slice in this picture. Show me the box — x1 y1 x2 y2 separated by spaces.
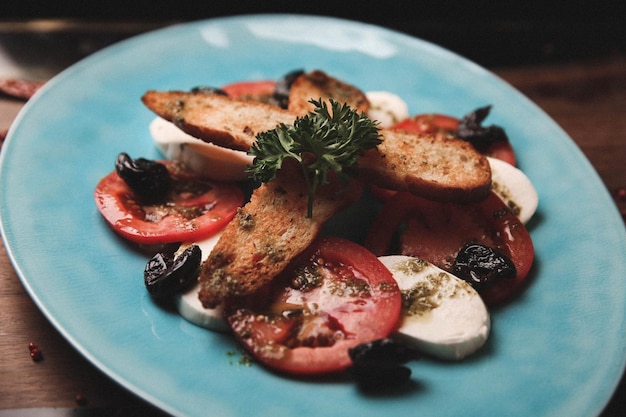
488 156 539 224
379 255 490 360
365 91 409 128
174 233 229 332
150 117 253 182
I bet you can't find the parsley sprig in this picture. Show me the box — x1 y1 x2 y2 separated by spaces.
247 99 381 218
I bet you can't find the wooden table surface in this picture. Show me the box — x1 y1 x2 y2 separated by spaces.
1 21 625 416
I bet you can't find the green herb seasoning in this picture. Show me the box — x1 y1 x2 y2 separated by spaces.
291 264 324 292
247 99 381 218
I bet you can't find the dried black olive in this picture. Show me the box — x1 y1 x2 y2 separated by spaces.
350 362 412 390
453 243 516 289
115 153 171 202
456 106 509 152
349 338 417 365
144 245 201 298
273 69 305 109
348 338 417 390
190 86 228 95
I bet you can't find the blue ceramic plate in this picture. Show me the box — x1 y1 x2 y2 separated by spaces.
1 15 625 417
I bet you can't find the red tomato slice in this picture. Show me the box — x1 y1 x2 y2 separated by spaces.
364 192 534 306
391 113 517 166
221 80 277 102
368 184 399 202
94 161 244 245
392 113 460 135
225 237 402 375
484 140 517 166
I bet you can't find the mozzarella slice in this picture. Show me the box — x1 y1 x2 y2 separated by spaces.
379 255 490 360
150 117 253 182
174 233 229 332
488 157 539 224
177 283 228 332
365 91 409 128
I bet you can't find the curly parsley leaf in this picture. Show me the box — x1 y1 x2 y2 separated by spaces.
247 99 381 218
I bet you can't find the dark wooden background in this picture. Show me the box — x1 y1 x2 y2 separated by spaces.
2 0 625 67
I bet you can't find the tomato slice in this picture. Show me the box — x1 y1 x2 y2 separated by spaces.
484 140 517 166
392 113 460 135
94 161 244 245
364 192 534 306
225 237 402 375
391 113 517 166
220 80 277 102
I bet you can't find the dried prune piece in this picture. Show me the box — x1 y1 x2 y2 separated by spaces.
456 106 509 152
273 69 305 109
144 245 201 298
115 153 171 202
453 243 516 289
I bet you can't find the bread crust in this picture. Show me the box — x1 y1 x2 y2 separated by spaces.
142 92 491 203
198 165 363 307
141 90 295 152
287 70 370 116
359 129 492 203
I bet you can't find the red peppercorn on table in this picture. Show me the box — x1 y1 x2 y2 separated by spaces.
1 20 625 416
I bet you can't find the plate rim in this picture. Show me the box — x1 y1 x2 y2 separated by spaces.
2 13 626 417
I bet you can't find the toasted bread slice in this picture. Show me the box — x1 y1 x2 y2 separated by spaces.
142 91 491 203
287 70 370 116
360 129 492 203
141 91 295 151
198 165 364 308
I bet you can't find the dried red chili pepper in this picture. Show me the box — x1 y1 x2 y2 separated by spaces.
28 341 44 362
0 78 44 100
